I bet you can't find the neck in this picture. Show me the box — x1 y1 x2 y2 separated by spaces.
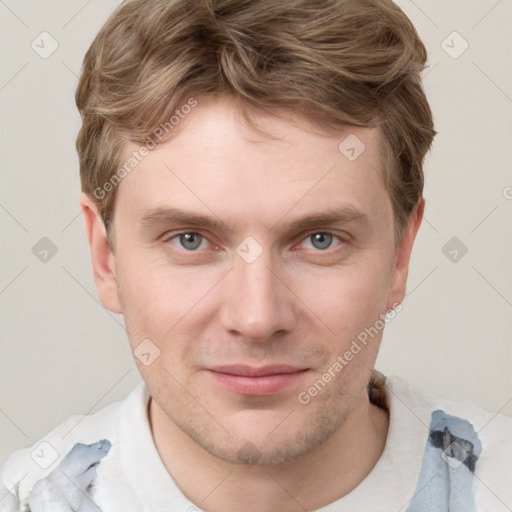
149 390 389 512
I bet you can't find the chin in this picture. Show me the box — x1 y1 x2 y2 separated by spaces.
181 405 348 467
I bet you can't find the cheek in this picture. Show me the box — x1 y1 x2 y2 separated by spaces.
116 267 199 385
115 258 171 340
116 259 220 351
298 260 391 329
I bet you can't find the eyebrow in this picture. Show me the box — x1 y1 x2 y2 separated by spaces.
137 204 371 234
138 207 232 232
276 205 371 233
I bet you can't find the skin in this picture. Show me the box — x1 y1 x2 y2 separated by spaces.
81 95 424 511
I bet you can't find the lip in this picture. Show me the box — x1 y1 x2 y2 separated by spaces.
206 365 308 396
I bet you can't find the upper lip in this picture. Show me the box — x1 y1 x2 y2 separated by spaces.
208 365 307 377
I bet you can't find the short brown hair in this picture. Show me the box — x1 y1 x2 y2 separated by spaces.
76 0 436 247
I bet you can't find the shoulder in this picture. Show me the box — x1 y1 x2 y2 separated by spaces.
0 381 148 510
384 374 512 508
385 374 512 439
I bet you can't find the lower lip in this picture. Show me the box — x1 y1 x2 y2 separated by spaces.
207 370 307 396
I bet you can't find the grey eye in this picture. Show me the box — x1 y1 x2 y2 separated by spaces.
310 233 333 250
178 232 203 250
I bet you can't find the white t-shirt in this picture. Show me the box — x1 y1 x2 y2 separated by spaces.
1 374 511 511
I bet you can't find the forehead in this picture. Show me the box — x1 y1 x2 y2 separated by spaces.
115 96 389 231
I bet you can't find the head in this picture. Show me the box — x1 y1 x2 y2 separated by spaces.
77 0 435 465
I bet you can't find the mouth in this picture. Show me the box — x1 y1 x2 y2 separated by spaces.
205 365 309 396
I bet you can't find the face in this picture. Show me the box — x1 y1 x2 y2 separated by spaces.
82 96 421 465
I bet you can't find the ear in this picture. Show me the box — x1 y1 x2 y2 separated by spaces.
387 197 425 310
80 193 122 314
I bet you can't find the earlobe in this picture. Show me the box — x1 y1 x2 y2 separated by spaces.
387 198 425 310
80 193 122 314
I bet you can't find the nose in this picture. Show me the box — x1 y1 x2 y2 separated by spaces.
219 248 297 342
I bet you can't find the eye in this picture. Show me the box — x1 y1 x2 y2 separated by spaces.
169 232 209 251
299 232 342 251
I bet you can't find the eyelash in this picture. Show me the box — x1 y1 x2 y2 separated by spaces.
163 230 347 254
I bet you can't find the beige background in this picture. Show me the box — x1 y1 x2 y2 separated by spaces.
1 0 511 466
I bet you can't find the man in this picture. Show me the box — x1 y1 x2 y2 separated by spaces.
1 0 511 510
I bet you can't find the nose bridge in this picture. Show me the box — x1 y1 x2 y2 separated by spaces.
221 242 295 341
